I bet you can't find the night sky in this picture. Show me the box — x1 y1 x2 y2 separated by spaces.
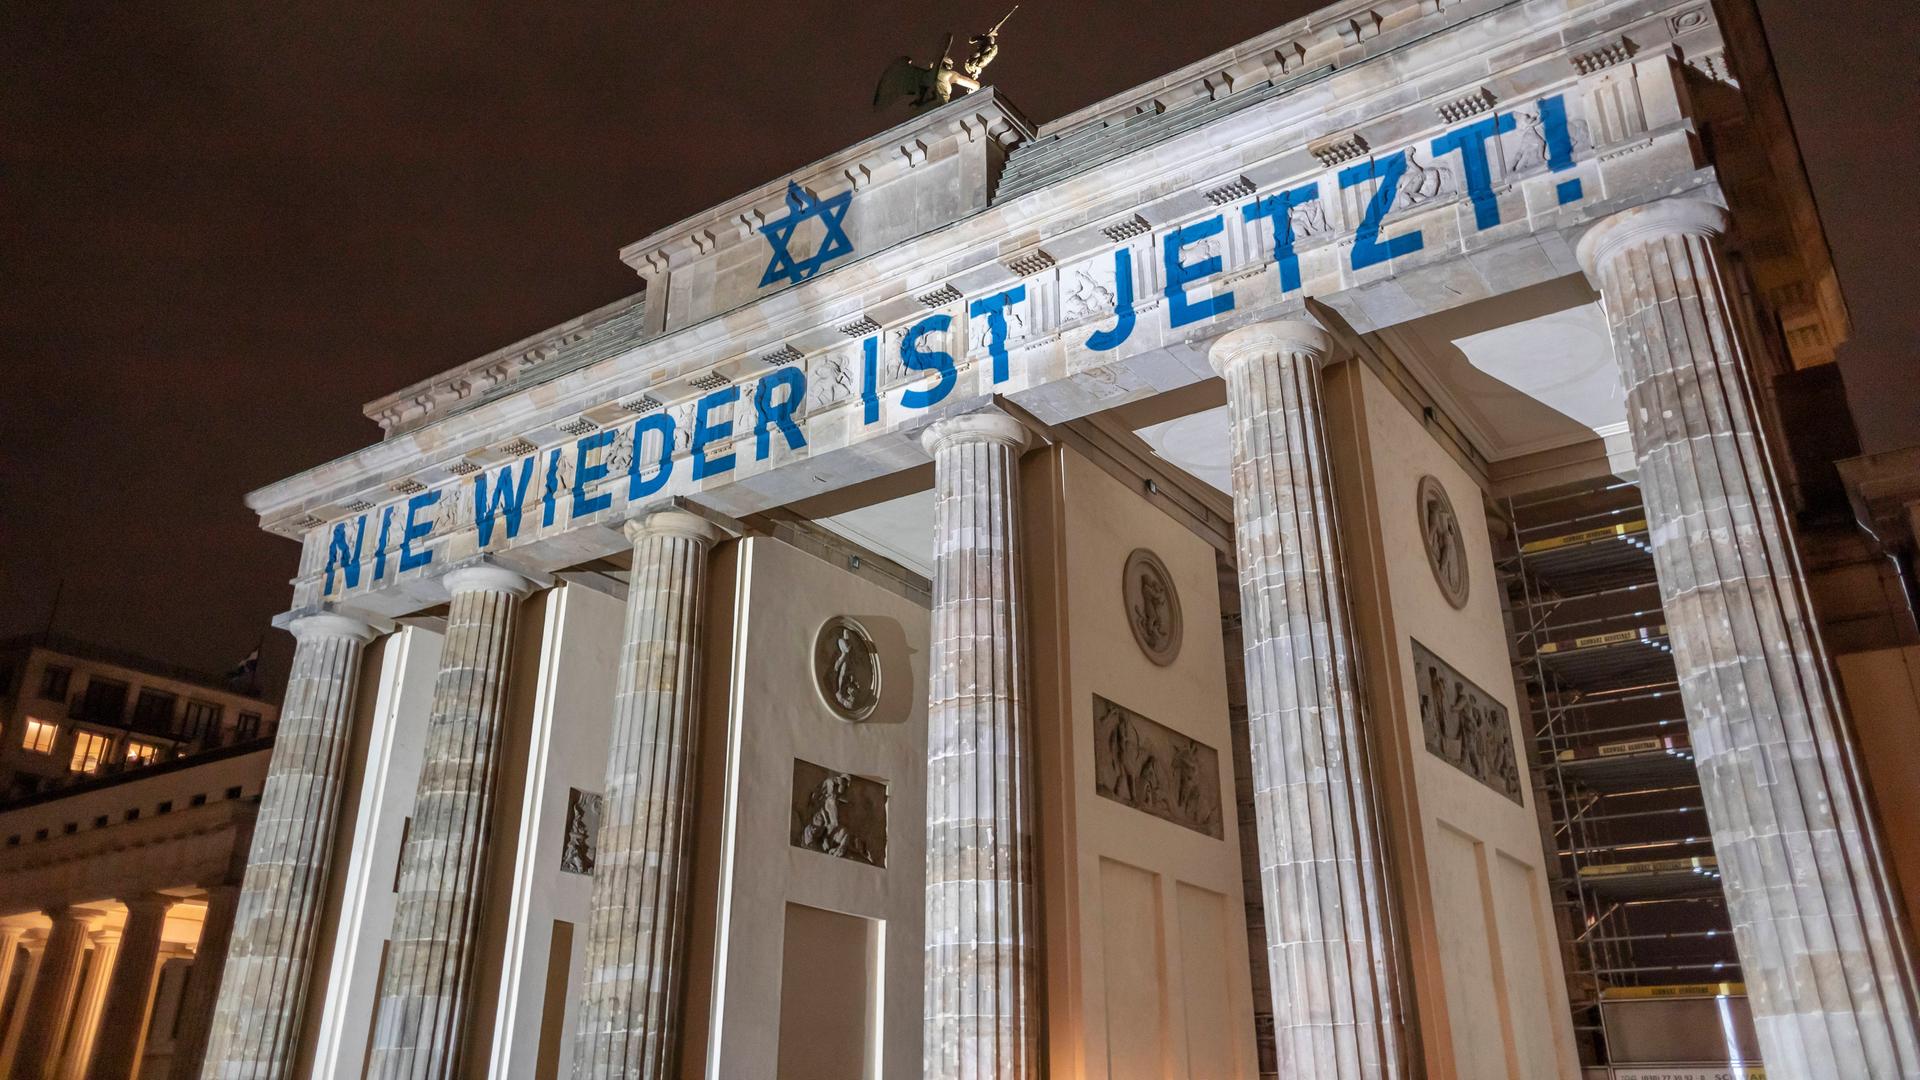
4 1 1914 697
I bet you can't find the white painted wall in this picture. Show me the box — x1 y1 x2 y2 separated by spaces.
306 624 441 1078
1330 360 1580 1080
1029 447 1259 1079
699 537 929 1080
485 580 623 1078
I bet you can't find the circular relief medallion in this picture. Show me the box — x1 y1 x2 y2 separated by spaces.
1122 548 1183 666
815 616 881 722
1417 475 1470 610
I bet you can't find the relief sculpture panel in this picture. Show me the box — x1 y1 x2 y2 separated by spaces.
1412 639 1524 804
561 787 602 875
1093 694 1223 838
789 758 888 868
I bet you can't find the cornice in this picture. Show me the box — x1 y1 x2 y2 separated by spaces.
1038 0 1520 137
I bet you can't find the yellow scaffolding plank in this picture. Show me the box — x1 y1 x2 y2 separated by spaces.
1579 856 1717 879
1537 625 1669 654
1602 981 1746 1000
1520 518 1649 554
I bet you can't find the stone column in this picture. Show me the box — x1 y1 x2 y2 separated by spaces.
1578 199 1920 1078
85 895 173 1080
201 611 378 1079
58 928 120 1080
571 510 725 1078
0 924 25 1027
1209 322 1406 1080
0 937 47 1075
14 908 102 1079
169 885 238 1080
920 411 1039 1079
368 564 536 1079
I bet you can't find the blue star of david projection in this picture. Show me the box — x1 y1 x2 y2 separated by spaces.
758 180 855 288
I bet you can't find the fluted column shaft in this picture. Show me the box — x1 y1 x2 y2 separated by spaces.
0 925 25 1022
368 565 536 1080
15 908 102 1079
1580 199 1920 1079
59 928 120 1080
1209 322 1406 1080
0 939 48 1075
87 896 173 1080
172 885 239 1080
570 510 725 1079
0 924 23 1070
921 411 1039 1080
201 611 378 1079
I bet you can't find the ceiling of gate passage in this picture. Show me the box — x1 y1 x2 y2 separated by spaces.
1136 276 1628 496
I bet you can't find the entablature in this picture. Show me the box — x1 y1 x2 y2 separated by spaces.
245 0 1832 624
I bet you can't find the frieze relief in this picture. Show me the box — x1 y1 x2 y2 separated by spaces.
603 424 635 480
1412 640 1524 804
1060 259 1120 325
1093 695 1222 838
806 348 857 413
966 282 1038 355
1505 100 1565 174
561 787 602 875
790 759 887 868
1392 146 1457 210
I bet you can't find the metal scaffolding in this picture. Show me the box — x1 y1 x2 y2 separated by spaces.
1498 477 1753 1074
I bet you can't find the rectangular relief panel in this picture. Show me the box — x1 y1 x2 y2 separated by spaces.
1092 694 1223 838
1411 639 1524 803
790 758 888 868
560 788 601 875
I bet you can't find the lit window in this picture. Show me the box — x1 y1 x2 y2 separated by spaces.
69 731 111 774
21 718 58 754
125 740 161 765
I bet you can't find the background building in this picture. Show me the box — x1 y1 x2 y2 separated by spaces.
0 634 277 802
0 637 279 1078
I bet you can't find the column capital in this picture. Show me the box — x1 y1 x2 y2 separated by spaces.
624 508 727 548
45 906 105 926
119 893 176 917
287 610 380 644
920 410 1030 456
1207 319 1334 377
442 563 538 599
90 927 123 946
1575 198 1729 279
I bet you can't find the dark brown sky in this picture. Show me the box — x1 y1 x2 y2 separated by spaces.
3 1 1914 697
